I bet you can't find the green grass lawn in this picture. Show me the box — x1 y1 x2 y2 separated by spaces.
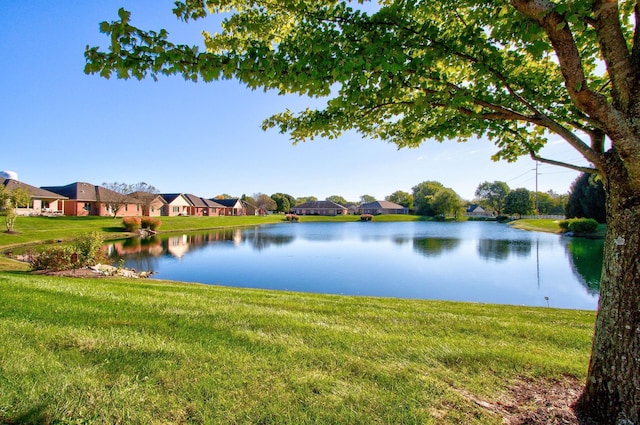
0 273 594 424
0 215 595 424
509 218 606 238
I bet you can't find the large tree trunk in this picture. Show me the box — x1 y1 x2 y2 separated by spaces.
577 153 640 424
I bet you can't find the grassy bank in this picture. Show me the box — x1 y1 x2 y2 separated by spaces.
510 218 606 238
0 273 593 424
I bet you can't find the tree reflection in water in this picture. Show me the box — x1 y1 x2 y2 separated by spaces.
565 236 603 294
412 237 461 257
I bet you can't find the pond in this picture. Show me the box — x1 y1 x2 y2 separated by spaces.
105 221 603 310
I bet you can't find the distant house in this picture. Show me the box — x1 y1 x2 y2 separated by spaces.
160 194 192 216
129 192 167 217
211 198 248 216
1 179 67 216
291 200 348 216
360 200 409 215
183 194 224 217
466 204 489 216
42 182 141 217
346 204 360 215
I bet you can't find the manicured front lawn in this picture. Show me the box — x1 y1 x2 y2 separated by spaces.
0 272 593 424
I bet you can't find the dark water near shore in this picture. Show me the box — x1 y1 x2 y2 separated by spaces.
106 221 602 310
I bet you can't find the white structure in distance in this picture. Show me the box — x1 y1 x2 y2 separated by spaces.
0 170 18 180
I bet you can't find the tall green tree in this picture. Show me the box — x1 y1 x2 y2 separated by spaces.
431 187 464 219
504 188 534 218
86 2 640 421
566 173 606 224
325 195 348 206
295 196 317 206
360 194 376 204
534 191 566 215
386 190 414 211
271 193 295 213
474 181 510 216
412 181 444 216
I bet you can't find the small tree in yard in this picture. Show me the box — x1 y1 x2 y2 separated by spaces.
254 193 276 213
129 182 160 216
101 182 134 218
0 186 30 233
86 2 640 421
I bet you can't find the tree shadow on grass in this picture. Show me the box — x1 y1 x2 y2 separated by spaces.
2 403 50 424
101 226 126 233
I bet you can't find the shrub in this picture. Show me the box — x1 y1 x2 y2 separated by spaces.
568 218 599 234
74 231 106 267
141 216 162 230
285 214 300 222
30 246 75 271
123 216 141 232
559 218 599 234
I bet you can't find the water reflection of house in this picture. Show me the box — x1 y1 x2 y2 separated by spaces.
167 234 190 258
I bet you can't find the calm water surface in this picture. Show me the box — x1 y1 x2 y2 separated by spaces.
107 221 602 310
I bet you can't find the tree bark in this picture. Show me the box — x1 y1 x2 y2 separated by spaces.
577 150 640 424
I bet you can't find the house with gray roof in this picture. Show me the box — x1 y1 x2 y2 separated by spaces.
1 179 67 216
43 182 141 217
183 194 225 216
360 200 409 215
291 200 348 216
160 193 191 216
211 198 250 216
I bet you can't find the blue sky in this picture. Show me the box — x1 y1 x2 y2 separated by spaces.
1 1 590 202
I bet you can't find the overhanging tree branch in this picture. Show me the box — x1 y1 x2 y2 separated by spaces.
529 151 598 174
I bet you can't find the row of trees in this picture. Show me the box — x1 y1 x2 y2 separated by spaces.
234 179 569 219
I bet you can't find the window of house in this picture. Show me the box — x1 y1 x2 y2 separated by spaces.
173 206 179 213
83 203 91 211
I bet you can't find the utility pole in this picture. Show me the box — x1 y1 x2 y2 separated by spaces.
533 161 540 215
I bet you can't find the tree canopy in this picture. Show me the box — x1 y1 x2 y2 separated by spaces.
325 195 348 205
475 181 510 215
385 190 414 211
85 0 635 179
